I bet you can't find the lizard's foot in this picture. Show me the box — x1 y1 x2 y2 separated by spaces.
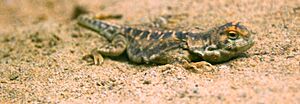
82 50 104 65
92 53 104 65
91 48 104 65
182 61 217 73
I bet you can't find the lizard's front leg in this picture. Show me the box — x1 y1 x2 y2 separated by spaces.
172 50 217 73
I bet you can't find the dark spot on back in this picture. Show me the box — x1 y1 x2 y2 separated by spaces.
92 20 97 25
131 29 143 37
190 32 210 40
175 31 187 40
150 32 161 40
140 31 150 39
162 31 173 39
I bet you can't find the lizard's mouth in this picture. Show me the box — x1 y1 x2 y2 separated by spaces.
224 37 254 54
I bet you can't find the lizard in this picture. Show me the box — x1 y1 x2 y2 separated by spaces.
77 15 254 73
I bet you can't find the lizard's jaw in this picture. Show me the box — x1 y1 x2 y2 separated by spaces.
224 37 254 54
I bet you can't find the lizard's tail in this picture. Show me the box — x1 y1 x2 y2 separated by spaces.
77 15 121 41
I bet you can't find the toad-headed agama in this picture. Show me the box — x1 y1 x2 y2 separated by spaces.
77 15 254 73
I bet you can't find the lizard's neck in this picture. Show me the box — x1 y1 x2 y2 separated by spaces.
185 32 213 49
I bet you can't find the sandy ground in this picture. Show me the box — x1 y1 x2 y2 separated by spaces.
0 0 300 103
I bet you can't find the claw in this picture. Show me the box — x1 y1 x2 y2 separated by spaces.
183 61 217 73
93 54 104 65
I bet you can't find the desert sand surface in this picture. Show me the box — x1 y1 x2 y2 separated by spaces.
0 0 299 103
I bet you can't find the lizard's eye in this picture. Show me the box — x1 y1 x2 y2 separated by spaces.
228 31 238 40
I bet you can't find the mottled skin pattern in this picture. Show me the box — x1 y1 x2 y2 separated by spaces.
77 15 254 73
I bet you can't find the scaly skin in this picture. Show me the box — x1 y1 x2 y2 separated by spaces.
77 15 254 73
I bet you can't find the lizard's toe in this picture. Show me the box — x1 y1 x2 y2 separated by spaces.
183 61 217 73
82 54 94 65
192 61 217 73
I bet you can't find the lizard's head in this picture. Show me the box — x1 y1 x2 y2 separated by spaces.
201 21 254 63
214 21 254 54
